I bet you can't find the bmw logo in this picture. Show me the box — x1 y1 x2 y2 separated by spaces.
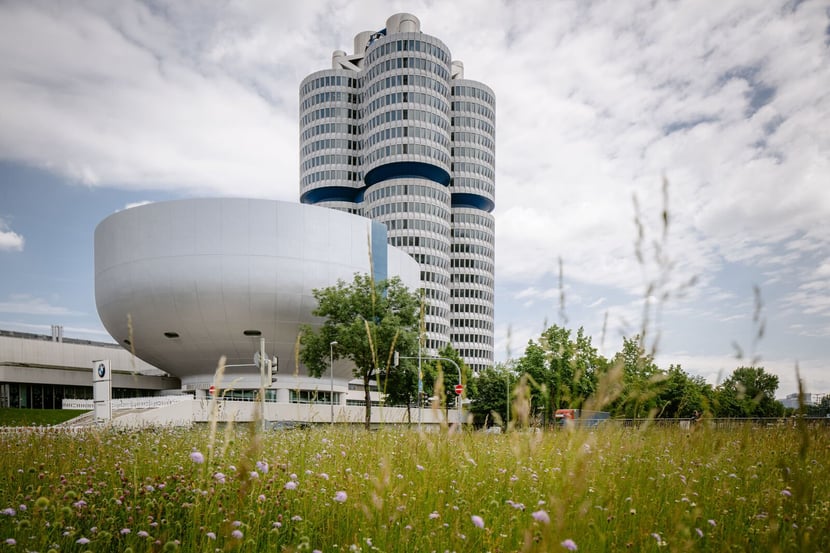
97 363 106 378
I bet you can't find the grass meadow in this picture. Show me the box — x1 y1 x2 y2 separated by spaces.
1 421 829 552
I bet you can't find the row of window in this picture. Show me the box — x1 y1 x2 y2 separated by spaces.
451 333 494 346
301 90 360 112
451 176 495 195
451 212 495 230
301 154 361 172
300 169 363 186
451 115 495 136
420 270 450 286
301 74 359 96
452 146 495 166
451 227 494 242
389 234 449 253
366 124 450 150
384 217 449 234
451 258 494 273
451 303 494 315
451 85 495 108
366 182 450 204
366 38 451 66
451 100 494 121
450 273 493 287
366 108 449 133
451 242 494 258
301 107 360 126
301 138 362 157
364 73 449 101
450 288 494 302
301 122 361 141
457 348 492 361
367 201 449 221
452 161 495 180
450 318 494 332
365 56 450 83
366 91 449 118
422 287 448 302
451 131 495 151
365 142 451 167
410 252 450 270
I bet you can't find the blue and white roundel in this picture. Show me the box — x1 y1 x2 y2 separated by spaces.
97 363 106 378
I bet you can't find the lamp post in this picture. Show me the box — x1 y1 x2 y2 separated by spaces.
329 341 337 424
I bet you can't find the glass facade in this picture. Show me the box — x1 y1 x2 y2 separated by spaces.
299 14 495 372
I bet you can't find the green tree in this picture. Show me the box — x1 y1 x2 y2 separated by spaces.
609 335 662 418
716 366 783 418
299 273 420 429
655 365 713 418
469 363 514 428
420 344 472 419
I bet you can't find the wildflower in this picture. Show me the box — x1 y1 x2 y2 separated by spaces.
319 473 329 480
416 464 424 471
137 531 149 538
0 508 15 516
695 528 703 538
256 460 268 474
5 539 16 545
561 538 578 551
206 532 216 540
273 522 282 529
189 451 204 464
76 537 90 545
429 511 440 520
290 473 298 480
249 471 259 479
285 481 298 490
471 515 484 529
258 494 266 502
232 521 242 528
121 528 131 535
531 510 550 524
231 530 243 539
708 519 716 527
214 472 226 484
334 491 347 503
291 515 302 521
781 489 792 497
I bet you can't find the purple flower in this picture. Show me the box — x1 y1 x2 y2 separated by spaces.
781 489 792 497
471 515 484 529
231 530 243 539
0 508 15 516
5 539 16 545
190 451 204 464
214 472 226 484
76 537 90 545
416 464 425 471
561 538 578 551
137 530 149 538
531 510 550 524
334 491 347 503
708 519 717 527
232 520 242 528
429 511 440 520
258 494 266 502
285 481 298 490
206 532 216 540
120 528 131 535
695 528 704 538
256 460 269 474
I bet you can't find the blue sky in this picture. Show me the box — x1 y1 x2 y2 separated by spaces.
1 0 828 396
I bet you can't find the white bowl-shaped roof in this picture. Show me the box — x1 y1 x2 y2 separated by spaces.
94 198 420 387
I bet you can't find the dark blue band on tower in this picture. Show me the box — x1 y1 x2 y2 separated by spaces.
364 161 451 186
371 221 388 285
300 186 361 205
451 193 495 212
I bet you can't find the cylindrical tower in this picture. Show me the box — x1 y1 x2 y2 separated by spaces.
299 68 363 213
449 78 496 371
360 29 454 353
299 14 496 370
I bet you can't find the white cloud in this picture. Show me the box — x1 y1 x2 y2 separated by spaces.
0 222 24 252
0 294 80 316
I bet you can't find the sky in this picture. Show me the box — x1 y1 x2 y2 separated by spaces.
0 0 828 397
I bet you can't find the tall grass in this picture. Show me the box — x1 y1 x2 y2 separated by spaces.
1 423 828 552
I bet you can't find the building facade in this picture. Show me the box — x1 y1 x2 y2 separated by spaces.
299 13 495 372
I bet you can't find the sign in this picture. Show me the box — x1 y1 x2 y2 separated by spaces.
454 384 463 395
92 359 112 422
208 385 216 396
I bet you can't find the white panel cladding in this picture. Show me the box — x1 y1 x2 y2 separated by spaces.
94 199 418 386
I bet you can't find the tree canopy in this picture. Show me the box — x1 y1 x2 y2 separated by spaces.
299 273 420 428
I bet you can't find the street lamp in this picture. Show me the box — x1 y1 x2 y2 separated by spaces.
329 341 337 424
